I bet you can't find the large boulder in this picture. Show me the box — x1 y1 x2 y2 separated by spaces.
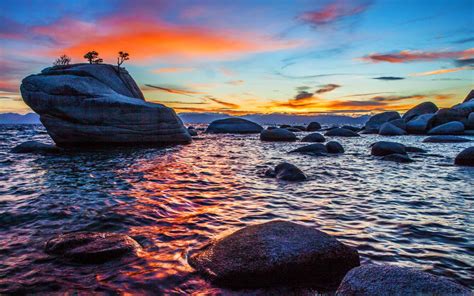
260 128 297 141
467 113 474 129
336 264 471 296
306 121 321 131
464 89 474 103
364 111 401 133
325 128 360 137
428 121 464 135
454 147 474 167
206 118 263 134
289 143 328 155
265 162 307 181
326 141 344 153
20 64 191 146
188 220 360 289
387 119 406 130
406 114 435 134
45 232 141 263
379 122 406 136
10 141 62 154
432 108 470 127
371 141 406 156
402 102 438 122
423 135 472 143
301 133 325 142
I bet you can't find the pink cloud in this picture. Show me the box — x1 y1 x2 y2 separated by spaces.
362 48 474 63
299 0 370 26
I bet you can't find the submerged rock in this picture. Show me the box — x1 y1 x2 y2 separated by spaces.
265 162 307 181
371 141 406 156
341 125 361 132
423 135 472 143
402 101 438 122
289 143 327 155
45 232 141 263
306 122 321 131
454 147 474 167
301 133 325 142
326 141 344 153
381 153 414 163
379 122 406 136
188 128 198 136
325 128 359 137
336 264 471 296
406 114 435 134
405 146 427 153
20 64 191 146
10 141 62 154
364 111 401 133
260 128 297 141
206 118 263 134
188 220 360 289
428 121 464 135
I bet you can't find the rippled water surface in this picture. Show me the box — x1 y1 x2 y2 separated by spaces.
0 124 473 294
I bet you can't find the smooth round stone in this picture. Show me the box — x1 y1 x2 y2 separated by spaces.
381 153 414 163
379 122 406 136
188 220 360 289
289 143 327 154
454 147 474 167
325 128 359 137
404 146 427 153
406 114 435 134
274 162 307 181
326 141 344 153
423 135 472 143
301 133 325 142
428 121 464 135
364 111 401 132
336 264 471 296
260 128 297 141
10 141 62 154
206 118 263 134
402 101 438 122
371 141 406 156
306 122 321 131
45 232 141 263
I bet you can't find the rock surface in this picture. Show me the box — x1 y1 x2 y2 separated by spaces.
387 119 406 130
270 162 307 181
381 153 414 163
336 264 471 296
454 147 474 167
364 111 401 133
20 64 191 146
301 133 325 142
45 232 141 263
206 118 263 134
406 114 435 134
423 135 472 143
428 121 464 135
464 89 474 103
10 141 62 154
379 122 406 136
290 144 327 155
260 128 297 141
371 141 406 156
326 141 344 153
325 128 360 137
467 113 474 129
306 122 321 131
402 102 438 122
404 146 427 153
432 108 470 127
188 220 360 289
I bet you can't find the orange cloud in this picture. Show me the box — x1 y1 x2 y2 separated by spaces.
206 96 240 109
143 84 204 96
362 48 474 63
152 67 194 74
410 66 474 76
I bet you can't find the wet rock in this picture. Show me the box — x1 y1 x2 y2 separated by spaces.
20 64 191 146
260 128 297 141
423 135 472 143
341 125 361 132
188 128 198 136
280 124 291 129
388 119 406 130
364 111 401 133
405 146 427 153
286 127 303 132
292 125 307 131
432 108 470 127
290 143 327 155
306 122 321 131
467 113 474 129
206 118 263 134
326 141 344 153
371 141 406 156
406 114 435 134
428 121 464 135
264 162 307 181
45 232 141 263
301 133 325 142
379 122 407 136
402 101 438 122
381 153 414 163
336 264 471 296
10 141 62 154
454 147 474 167
325 128 360 137
188 220 360 289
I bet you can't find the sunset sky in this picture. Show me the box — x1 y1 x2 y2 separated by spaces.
1 0 473 115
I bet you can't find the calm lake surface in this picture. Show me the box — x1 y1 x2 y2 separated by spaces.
0 124 473 294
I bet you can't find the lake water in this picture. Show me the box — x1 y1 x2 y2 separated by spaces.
0 124 473 294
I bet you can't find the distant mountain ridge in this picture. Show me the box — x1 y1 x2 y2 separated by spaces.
1 112 370 126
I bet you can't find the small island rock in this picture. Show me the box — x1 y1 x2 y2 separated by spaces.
371 141 406 156
326 141 344 153
423 135 472 143
206 118 263 134
301 133 325 142
306 122 321 131
325 128 360 137
260 128 297 141
10 141 62 154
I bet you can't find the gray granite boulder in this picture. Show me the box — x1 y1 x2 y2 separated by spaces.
260 128 297 141
290 143 328 155
467 113 474 129
45 232 141 263
423 135 472 143
364 111 401 133
454 147 474 167
325 128 359 137
301 133 325 142
432 108 470 127
402 101 438 122
20 64 191 146
379 122 407 136
326 141 344 153
371 141 406 156
206 118 263 134
188 220 360 289
10 141 62 154
387 119 406 130
306 122 321 131
428 121 464 135
381 153 414 163
406 114 435 134
336 264 471 296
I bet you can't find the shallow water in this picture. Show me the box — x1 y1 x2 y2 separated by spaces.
0 124 473 294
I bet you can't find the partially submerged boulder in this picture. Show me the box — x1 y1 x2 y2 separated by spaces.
265 162 307 181
20 64 191 146
260 128 297 141
336 264 471 296
454 147 474 167
289 143 327 155
402 102 438 122
301 133 325 142
306 122 321 131
423 135 472 143
188 220 360 289
381 153 414 163
45 232 141 263
428 121 464 135
325 128 360 137
206 118 263 134
371 141 406 156
364 111 401 133
10 141 62 154
406 114 435 134
379 122 406 136
326 141 344 154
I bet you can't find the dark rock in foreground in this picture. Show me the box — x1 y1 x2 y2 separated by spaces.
454 147 474 167
428 121 464 135
402 101 438 122
301 133 325 142
325 128 360 137
405 146 427 153
206 118 263 134
10 141 62 154
45 232 141 263
306 122 321 131
20 64 191 146
188 220 360 289
423 135 472 143
326 141 344 153
290 143 327 155
371 141 406 156
260 128 297 141
265 162 307 181
381 153 414 163
336 264 471 296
